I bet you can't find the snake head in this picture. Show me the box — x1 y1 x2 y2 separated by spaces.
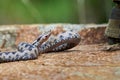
32 30 51 47
39 30 51 43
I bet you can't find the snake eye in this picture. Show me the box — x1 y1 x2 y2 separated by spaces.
45 35 48 38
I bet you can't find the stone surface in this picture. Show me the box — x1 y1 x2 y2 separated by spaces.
0 44 120 80
15 24 107 45
79 27 107 44
0 24 107 47
1 24 119 80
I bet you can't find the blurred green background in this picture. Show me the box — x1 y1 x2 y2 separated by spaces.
0 0 114 24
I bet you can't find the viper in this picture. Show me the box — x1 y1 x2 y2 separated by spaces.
0 30 80 63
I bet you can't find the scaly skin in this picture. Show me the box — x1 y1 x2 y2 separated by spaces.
0 30 80 63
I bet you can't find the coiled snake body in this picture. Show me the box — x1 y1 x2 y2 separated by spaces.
0 31 80 63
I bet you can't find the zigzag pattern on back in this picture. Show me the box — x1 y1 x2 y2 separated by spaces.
0 30 80 63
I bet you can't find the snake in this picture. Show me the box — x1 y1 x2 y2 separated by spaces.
0 30 80 63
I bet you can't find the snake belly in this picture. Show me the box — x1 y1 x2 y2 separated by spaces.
0 31 80 63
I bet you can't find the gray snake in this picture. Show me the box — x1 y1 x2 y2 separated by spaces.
0 30 80 63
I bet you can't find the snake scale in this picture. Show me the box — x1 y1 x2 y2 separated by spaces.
0 30 80 63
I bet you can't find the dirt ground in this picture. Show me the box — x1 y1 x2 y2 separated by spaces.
0 44 120 80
